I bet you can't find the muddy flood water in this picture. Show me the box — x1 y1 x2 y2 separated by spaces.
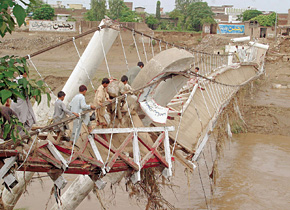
212 133 290 210
15 133 290 210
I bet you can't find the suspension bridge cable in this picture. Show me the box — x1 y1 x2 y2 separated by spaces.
27 55 55 96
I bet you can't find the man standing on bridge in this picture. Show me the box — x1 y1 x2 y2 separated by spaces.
53 91 79 142
69 85 96 143
126 61 144 85
94 78 112 128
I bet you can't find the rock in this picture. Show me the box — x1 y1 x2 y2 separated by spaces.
107 79 120 97
272 83 282 89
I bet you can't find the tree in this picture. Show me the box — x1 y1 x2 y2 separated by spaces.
156 1 161 20
185 1 214 31
0 0 27 37
108 0 124 20
242 10 262 21
107 1 141 22
175 0 199 11
252 12 277 26
169 9 182 20
0 0 51 141
85 0 106 21
146 15 159 29
33 4 55 20
119 7 142 22
26 0 45 15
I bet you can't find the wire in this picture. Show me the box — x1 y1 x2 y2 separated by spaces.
101 33 111 78
132 30 141 62
17 129 40 170
119 31 130 71
103 98 118 170
27 55 55 96
197 161 210 210
141 33 148 63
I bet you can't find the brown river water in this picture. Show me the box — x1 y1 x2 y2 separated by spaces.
15 132 290 210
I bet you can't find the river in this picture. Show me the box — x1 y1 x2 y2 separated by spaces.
212 133 290 210
15 133 290 210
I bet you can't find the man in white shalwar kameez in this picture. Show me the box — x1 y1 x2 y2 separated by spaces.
69 85 95 142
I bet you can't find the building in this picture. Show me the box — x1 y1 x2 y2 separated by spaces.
50 1 65 8
54 8 87 21
288 9 290 25
211 5 231 23
68 4 84 10
135 7 145 13
244 20 275 38
56 14 70 22
279 9 290 36
211 5 233 15
124 2 133 11
211 5 255 23
214 14 230 23
225 7 247 23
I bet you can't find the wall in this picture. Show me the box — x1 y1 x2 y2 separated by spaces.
29 20 76 32
77 21 153 34
288 9 290 25
244 21 276 38
278 13 288 25
217 23 245 34
124 2 133 11
54 8 87 21
68 4 83 10
214 14 229 23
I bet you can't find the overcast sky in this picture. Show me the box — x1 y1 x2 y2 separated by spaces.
45 0 290 14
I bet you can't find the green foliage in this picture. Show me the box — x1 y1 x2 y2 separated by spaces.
242 9 262 21
171 1 214 31
0 0 28 37
231 121 246 134
85 0 106 21
201 16 216 25
185 2 214 31
85 0 141 22
118 8 141 22
0 1 51 142
0 110 27 141
0 56 50 105
146 15 159 29
67 16 76 22
108 0 124 20
157 20 175 31
252 12 277 26
175 0 197 11
33 4 55 20
156 1 161 20
0 55 51 141
26 0 44 15
169 9 182 20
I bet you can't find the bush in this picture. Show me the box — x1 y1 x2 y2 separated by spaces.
33 4 54 20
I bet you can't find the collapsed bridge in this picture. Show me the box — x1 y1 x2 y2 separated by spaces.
0 18 268 209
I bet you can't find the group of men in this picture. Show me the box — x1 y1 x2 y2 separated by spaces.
52 61 144 144
234 45 247 63
0 62 144 144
